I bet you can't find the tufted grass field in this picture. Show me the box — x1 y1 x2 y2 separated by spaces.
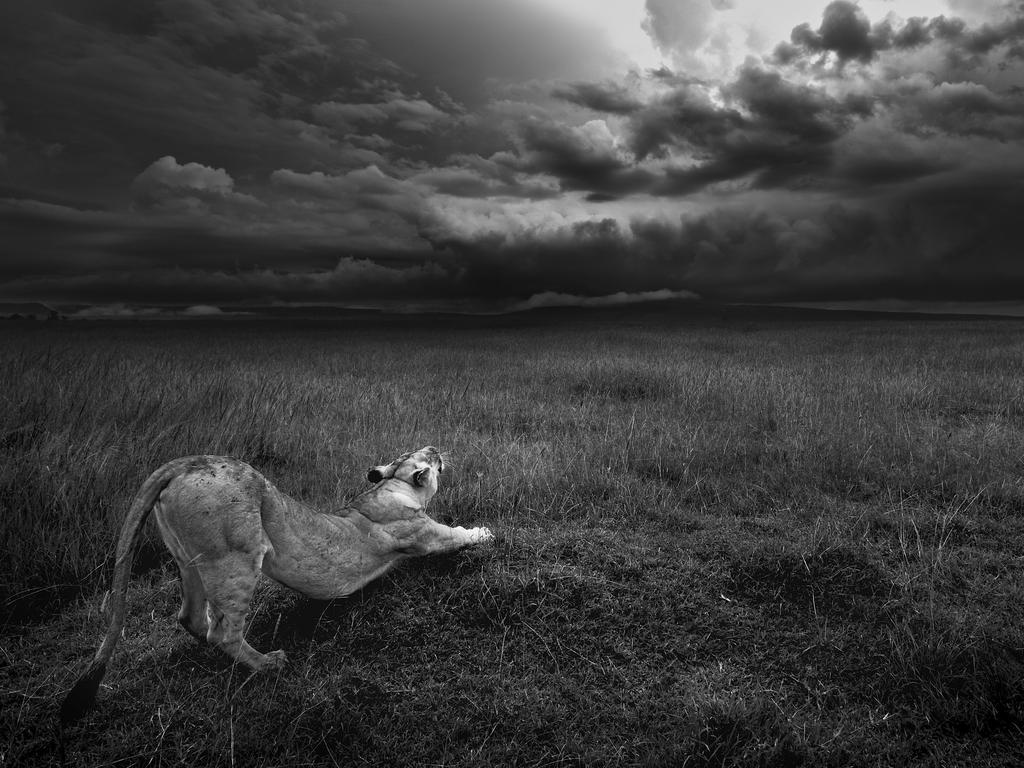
2 306 1023 766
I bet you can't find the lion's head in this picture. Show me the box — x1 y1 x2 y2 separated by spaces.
366 445 445 495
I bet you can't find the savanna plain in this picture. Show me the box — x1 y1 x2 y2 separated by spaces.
2 307 1023 767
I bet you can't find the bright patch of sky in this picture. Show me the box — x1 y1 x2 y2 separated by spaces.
533 0 665 69
535 0 955 76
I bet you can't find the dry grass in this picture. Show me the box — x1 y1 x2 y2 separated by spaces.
1 310 1023 766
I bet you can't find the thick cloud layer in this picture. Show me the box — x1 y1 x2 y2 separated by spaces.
1 1 1022 310
777 0 1024 65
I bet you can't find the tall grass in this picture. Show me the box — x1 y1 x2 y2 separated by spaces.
2 313 1023 765
3 317 1023 609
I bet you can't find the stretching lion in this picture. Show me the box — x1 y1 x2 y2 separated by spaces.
60 446 493 724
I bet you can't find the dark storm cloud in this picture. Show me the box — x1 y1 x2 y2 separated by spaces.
628 83 743 162
1 197 301 273
3 0 1024 311
730 66 871 138
928 12 1024 56
6 171 1024 308
788 1 879 64
0 0 625 207
621 64 867 195
0 18 348 216
426 174 1024 304
889 17 933 49
0 141 555 297
0 0 480 208
270 166 424 215
0 189 460 307
0 198 270 281
552 82 644 115
779 2 1024 66
131 157 265 214
508 119 655 197
427 217 655 300
409 158 560 200
540 4 1024 202
890 81 1024 141
829 143 953 187
311 96 454 134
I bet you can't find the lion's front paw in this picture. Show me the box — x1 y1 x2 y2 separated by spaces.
474 527 496 545
261 650 288 670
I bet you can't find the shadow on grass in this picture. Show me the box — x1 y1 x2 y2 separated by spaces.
730 540 889 616
683 696 815 768
269 684 820 768
877 610 1024 734
242 548 496 657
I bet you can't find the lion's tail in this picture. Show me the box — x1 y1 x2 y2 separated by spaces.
59 458 192 727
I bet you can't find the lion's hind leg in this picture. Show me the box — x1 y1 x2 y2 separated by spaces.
153 502 210 641
176 562 209 640
200 550 287 671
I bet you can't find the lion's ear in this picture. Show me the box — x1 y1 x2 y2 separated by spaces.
413 467 431 487
368 461 401 483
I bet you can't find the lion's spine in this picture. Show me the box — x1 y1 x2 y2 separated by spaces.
59 458 192 726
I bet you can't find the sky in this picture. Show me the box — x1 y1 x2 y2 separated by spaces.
1 0 1023 313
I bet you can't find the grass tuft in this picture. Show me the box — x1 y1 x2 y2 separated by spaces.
879 610 1024 733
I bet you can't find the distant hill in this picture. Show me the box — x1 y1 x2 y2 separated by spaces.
0 302 62 320
12 299 1023 326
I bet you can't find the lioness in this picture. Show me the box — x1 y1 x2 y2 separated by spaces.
61 446 493 724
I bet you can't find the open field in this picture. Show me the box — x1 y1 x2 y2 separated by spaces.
2 307 1023 766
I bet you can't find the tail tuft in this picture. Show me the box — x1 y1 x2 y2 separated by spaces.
59 662 107 727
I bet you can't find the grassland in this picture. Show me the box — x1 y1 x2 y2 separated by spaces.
2 307 1023 766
